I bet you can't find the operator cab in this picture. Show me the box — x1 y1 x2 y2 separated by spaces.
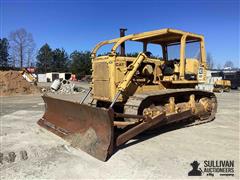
92 28 206 83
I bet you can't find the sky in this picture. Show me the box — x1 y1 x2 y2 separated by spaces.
0 0 239 68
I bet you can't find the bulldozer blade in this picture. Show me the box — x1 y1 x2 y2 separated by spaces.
38 95 114 161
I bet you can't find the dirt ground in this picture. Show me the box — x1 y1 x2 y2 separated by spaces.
0 71 40 96
0 91 239 179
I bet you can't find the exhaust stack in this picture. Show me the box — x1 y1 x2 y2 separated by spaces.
120 28 127 56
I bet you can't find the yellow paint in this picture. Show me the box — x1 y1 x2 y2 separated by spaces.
91 28 208 102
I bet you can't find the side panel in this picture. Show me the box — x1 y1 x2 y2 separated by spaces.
92 59 111 101
92 56 127 102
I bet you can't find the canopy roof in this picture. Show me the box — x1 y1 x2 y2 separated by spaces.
132 29 202 43
92 28 204 55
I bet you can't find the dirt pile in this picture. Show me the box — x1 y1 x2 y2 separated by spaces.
0 70 40 96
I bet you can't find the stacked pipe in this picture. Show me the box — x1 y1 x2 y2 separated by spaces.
50 79 82 94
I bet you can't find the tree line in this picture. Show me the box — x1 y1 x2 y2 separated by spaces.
0 28 237 76
36 43 91 78
0 28 92 78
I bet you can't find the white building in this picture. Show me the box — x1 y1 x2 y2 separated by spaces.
46 72 60 82
59 73 71 81
37 72 72 82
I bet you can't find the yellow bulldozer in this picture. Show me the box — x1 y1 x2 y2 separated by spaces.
38 28 217 161
213 79 231 93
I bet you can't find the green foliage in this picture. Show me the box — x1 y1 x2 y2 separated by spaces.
52 48 69 72
36 44 70 73
35 46 165 76
70 51 91 78
126 52 162 59
36 44 53 73
0 38 10 68
125 52 139 57
36 44 91 76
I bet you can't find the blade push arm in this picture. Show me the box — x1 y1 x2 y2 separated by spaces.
110 52 147 108
118 52 147 91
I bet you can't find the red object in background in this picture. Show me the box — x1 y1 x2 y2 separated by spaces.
70 74 77 81
27 67 36 73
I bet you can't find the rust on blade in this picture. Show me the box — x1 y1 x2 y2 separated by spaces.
38 95 114 161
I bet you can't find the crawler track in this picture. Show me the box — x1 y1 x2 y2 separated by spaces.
124 89 217 126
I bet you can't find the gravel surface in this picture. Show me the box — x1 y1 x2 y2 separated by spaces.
0 91 239 179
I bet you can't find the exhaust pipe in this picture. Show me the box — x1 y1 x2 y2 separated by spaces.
120 28 127 56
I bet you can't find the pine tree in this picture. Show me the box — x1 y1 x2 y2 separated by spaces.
0 38 10 68
52 48 69 72
70 51 91 78
36 44 53 73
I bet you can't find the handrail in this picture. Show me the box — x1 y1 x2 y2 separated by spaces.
91 38 119 58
